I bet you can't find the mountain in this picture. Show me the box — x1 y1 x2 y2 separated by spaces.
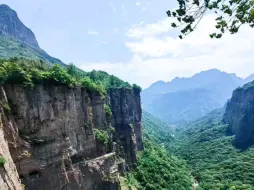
141 79 254 189
0 4 63 64
142 69 254 124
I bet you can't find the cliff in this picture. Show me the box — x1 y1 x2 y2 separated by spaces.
224 81 254 148
0 84 142 190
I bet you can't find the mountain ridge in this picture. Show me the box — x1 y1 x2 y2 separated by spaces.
142 69 254 124
0 4 64 64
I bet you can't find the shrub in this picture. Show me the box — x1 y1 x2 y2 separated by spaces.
132 84 142 93
94 128 110 145
2 62 33 86
0 156 6 167
104 104 112 117
47 64 75 87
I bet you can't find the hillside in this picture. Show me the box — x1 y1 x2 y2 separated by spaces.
121 111 192 190
142 69 254 124
143 106 254 189
0 4 63 64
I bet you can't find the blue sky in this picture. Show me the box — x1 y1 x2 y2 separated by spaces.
2 0 254 87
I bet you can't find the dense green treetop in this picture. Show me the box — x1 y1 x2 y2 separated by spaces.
0 58 141 96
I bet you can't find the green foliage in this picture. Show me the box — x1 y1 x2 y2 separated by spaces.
0 58 135 96
167 109 254 189
81 77 106 96
0 67 7 84
132 84 142 93
142 110 174 143
94 128 110 145
120 173 142 190
0 156 6 167
125 111 192 190
84 70 131 90
167 0 254 39
0 36 63 64
104 104 112 117
132 139 192 190
2 103 11 114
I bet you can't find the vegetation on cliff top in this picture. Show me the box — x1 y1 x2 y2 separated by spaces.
0 58 141 96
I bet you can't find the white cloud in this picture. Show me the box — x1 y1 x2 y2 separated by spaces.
136 1 141 6
87 30 99 35
126 17 173 38
79 15 254 88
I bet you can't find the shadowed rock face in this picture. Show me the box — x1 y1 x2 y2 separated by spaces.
0 4 39 48
224 81 254 148
0 84 142 190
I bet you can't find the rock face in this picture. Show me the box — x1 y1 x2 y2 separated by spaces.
0 87 22 190
0 84 142 190
0 4 39 48
224 81 254 148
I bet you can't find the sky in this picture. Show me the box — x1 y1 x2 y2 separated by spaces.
2 0 254 88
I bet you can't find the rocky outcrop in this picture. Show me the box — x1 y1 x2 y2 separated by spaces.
0 4 39 48
109 88 143 169
224 81 254 148
0 87 22 190
0 84 142 190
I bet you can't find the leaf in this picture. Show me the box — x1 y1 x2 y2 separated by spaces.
171 23 177 28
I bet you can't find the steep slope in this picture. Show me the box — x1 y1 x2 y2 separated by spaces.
0 4 63 64
121 111 192 190
142 69 254 124
224 80 254 148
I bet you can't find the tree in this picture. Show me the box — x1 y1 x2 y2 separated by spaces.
167 0 254 39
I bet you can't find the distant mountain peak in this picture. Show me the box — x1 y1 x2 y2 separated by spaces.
0 4 39 48
0 4 64 64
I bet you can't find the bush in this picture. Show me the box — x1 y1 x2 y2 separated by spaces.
0 156 6 167
94 128 110 145
104 104 112 117
133 84 142 93
47 64 75 86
